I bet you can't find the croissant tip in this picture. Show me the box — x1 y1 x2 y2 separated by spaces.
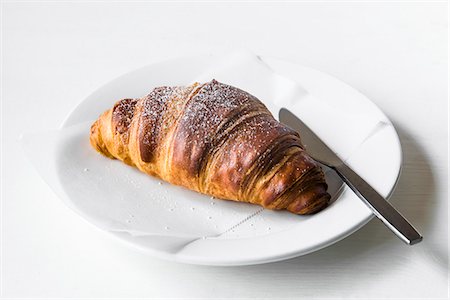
303 193 331 215
288 192 331 215
89 120 99 145
90 119 115 159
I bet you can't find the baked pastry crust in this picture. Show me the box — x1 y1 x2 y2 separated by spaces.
90 80 330 214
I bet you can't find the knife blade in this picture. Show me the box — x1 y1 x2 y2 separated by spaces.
279 108 423 245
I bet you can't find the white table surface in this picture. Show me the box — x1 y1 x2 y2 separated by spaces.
2 2 448 299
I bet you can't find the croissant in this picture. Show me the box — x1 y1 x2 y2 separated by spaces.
90 80 330 214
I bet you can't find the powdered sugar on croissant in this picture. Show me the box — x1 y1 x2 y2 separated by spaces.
90 80 330 214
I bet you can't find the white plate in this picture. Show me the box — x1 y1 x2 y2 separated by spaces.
59 55 401 266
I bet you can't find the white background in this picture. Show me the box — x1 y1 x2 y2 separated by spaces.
2 1 448 299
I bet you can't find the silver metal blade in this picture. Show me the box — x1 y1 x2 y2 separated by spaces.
279 108 342 167
279 108 423 245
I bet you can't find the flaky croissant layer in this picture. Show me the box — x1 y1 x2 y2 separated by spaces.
90 80 330 214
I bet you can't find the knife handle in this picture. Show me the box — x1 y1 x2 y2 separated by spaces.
334 163 423 245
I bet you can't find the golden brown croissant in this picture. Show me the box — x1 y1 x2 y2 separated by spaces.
90 80 330 214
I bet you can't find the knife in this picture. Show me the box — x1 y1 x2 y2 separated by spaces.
279 108 423 245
